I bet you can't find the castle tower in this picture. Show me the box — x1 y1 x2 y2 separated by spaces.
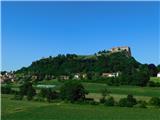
110 46 131 57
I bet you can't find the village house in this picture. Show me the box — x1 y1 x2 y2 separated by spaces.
102 72 119 78
0 72 15 83
73 73 87 80
74 73 80 80
157 72 160 78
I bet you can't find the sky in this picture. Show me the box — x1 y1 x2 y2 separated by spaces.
1 1 160 71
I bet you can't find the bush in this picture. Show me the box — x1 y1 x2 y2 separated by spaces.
118 94 137 107
19 82 33 96
89 101 99 105
39 88 59 102
148 81 160 87
106 77 120 86
60 80 88 102
34 95 45 102
26 86 36 101
85 98 94 101
100 97 106 104
46 88 58 102
104 97 115 106
100 88 111 104
13 91 23 100
119 98 128 107
136 100 147 108
149 97 160 107
1 84 12 94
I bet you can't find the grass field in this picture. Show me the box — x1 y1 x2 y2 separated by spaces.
2 94 160 120
37 80 160 97
3 80 160 120
83 82 160 102
83 82 160 97
25 80 160 101
8 80 160 102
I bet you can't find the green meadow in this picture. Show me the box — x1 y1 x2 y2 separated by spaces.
2 79 160 120
2 94 160 120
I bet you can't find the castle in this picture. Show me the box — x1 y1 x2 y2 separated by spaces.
109 46 131 57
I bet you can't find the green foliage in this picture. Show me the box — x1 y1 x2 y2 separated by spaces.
104 96 115 106
13 91 24 100
136 100 147 108
100 88 111 104
157 64 160 71
105 77 120 86
116 64 150 86
15 52 139 78
46 88 58 102
119 94 137 107
60 80 88 102
148 64 158 77
1 84 13 94
148 81 160 87
100 97 106 104
15 52 153 87
26 86 36 101
19 82 32 96
149 97 160 107
38 88 59 102
19 81 36 100
89 100 99 105
101 88 110 98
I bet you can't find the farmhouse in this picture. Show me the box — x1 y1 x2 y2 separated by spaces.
157 72 160 78
102 72 119 78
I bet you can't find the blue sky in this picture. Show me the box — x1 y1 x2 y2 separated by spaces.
2 1 160 71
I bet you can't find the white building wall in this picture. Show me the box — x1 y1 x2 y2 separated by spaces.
157 73 160 78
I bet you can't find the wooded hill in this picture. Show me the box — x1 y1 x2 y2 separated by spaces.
14 50 160 86
16 50 140 76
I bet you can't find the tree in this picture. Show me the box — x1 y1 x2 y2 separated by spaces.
119 94 137 107
26 86 36 101
148 64 158 77
39 88 48 98
1 84 12 94
86 71 94 80
13 91 23 100
27 87 36 101
38 88 59 102
19 81 36 100
149 97 160 107
100 88 110 103
60 80 88 102
104 96 115 106
157 65 160 72
101 88 110 98
46 88 53 102
138 65 150 86
137 100 147 108
19 81 32 96
130 65 150 87
127 94 137 105
15 51 141 84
